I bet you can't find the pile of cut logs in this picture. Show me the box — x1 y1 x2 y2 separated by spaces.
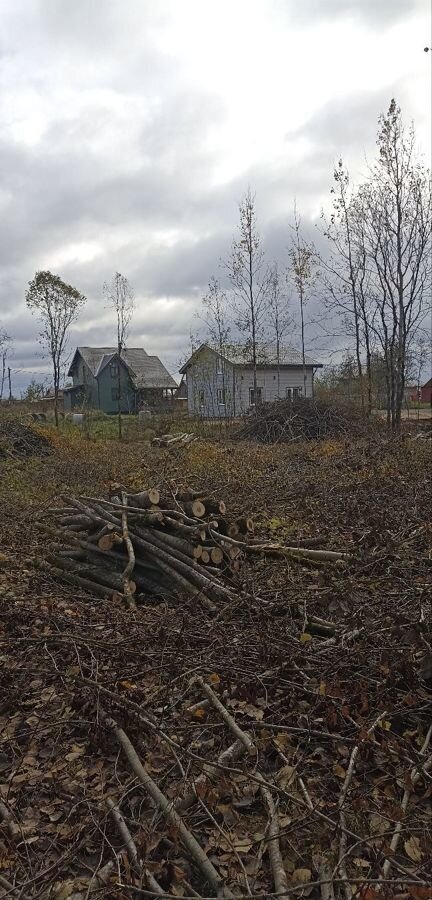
38 486 255 612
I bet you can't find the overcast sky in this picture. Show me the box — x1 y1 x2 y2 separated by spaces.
0 0 430 393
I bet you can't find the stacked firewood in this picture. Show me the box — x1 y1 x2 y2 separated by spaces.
38 487 255 612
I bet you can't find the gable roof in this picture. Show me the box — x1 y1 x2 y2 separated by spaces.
68 347 177 389
180 343 322 373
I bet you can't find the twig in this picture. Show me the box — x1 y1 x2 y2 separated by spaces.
194 677 254 752
106 797 140 875
319 863 335 900
337 711 387 897
121 492 137 609
382 722 432 877
258 781 288 898
100 709 234 898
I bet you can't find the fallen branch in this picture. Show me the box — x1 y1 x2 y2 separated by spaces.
100 709 234 898
382 722 432 878
121 492 137 609
106 796 141 876
258 781 288 897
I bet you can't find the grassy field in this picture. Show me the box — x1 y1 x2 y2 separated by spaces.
0 416 431 897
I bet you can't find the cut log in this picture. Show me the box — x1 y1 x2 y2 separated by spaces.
127 489 160 508
227 523 240 538
236 517 254 534
192 545 203 560
183 500 206 519
203 499 227 516
177 488 204 502
98 533 123 551
210 546 224 566
200 550 210 564
228 545 241 560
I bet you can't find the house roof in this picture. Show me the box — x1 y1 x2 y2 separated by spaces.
68 347 177 389
422 377 432 389
180 343 323 373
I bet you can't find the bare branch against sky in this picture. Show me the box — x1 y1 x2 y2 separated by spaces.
0 0 430 390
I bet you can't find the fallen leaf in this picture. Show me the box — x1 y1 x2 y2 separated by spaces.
119 680 136 691
404 835 422 863
191 707 207 719
319 681 326 696
292 868 312 882
299 632 312 644
353 857 371 868
276 764 296 788
208 673 220 685
333 763 346 779
243 703 264 721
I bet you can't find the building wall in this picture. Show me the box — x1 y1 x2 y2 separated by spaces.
235 366 314 413
70 358 99 408
185 349 315 418
97 363 136 414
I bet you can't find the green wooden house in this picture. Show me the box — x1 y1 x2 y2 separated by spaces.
64 347 177 414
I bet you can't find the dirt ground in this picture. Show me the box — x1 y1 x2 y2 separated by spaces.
0 425 431 899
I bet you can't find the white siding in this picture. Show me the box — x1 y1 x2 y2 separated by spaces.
185 349 316 418
235 367 313 413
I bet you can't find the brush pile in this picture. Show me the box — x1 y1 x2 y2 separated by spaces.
0 420 52 459
39 486 257 612
235 397 369 443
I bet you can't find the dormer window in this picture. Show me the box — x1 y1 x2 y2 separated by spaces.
110 363 119 378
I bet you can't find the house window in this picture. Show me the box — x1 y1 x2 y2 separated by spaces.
198 390 205 407
217 388 226 405
110 363 119 378
286 388 292 400
249 387 262 406
293 387 302 400
112 387 120 401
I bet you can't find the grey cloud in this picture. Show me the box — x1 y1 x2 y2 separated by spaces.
283 0 426 26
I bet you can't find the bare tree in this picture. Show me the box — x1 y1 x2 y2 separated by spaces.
0 328 12 401
224 189 269 403
200 276 231 411
103 272 134 440
288 206 314 399
357 100 431 428
25 271 86 426
267 262 292 397
318 161 374 415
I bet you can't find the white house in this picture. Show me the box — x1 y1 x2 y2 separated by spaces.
179 344 323 418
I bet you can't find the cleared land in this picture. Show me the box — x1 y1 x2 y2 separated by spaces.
0 418 431 899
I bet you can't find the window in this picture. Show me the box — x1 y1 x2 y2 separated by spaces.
110 363 119 378
217 388 226 405
249 387 262 406
286 388 292 400
198 390 205 406
293 387 302 400
112 387 120 401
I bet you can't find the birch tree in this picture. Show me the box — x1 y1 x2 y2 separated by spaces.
267 262 292 397
25 271 86 426
319 161 374 415
103 272 134 440
0 328 12 401
288 207 314 399
357 100 431 428
225 189 269 402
